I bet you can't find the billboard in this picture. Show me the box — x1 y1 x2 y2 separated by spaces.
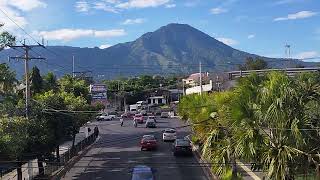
90 84 107 93
90 84 108 106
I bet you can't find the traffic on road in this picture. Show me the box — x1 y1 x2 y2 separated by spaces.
62 114 208 180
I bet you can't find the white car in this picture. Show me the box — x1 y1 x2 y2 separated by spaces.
96 113 115 121
162 128 177 141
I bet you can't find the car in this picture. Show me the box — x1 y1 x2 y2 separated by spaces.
96 113 115 121
162 128 177 141
134 114 144 124
160 112 169 118
140 135 157 150
131 165 155 180
172 139 193 156
145 119 156 128
140 110 147 116
147 115 156 123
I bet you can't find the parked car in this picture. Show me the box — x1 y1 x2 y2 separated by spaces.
96 113 115 121
131 165 155 180
134 114 144 124
140 135 157 150
160 112 169 118
162 128 177 141
172 139 193 156
145 118 156 128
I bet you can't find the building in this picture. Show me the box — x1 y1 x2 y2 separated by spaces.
183 72 209 86
148 96 166 105
185 80 213 95
168 89 183 101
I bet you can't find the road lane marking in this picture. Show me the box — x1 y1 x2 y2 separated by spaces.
103 157 121 160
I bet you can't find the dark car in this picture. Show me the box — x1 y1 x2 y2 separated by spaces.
140 135 157 151
145 119 156 128
172 139 193 156
131 165 155 180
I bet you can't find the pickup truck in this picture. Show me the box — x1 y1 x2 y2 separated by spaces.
96 113 116 121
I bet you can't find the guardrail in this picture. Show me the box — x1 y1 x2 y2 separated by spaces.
0 133 98 180
227 67 320 80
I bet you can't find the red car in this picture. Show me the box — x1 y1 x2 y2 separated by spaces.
134 114 144 124
140 135 157 151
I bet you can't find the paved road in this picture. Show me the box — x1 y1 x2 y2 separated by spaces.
62 117 207 180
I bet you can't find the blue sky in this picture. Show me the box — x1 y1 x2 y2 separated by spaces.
0 0 319 60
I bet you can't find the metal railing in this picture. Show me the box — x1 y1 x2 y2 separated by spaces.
0 133 98 180
227 67 320 80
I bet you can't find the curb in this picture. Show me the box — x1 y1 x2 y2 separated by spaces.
191 145 219 180
50 136 100 180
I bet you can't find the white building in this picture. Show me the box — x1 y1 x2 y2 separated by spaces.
148 96 166 105
185 80 213 95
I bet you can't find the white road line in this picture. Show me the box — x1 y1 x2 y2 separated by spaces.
102 157 121 160
237 161 261 180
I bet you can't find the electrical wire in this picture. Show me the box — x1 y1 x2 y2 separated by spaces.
0 8 42 46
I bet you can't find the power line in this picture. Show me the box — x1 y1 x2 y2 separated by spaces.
0 8 42 46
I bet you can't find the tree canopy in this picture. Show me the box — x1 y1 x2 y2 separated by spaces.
239 57 268 70
178 72 320 179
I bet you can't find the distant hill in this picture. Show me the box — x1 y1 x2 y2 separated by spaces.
0 23 311 79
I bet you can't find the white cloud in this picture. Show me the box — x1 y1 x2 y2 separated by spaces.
94 29 126 37
274 0 304 5
75 1 90 12
0 6 28 31
295 51 318 59
210 7 228 15
216 37 239 46
93 2 119 13
274 11 317 21
99 44 112 49
116 0 170 9
103 0 120 3
35 28 126 41
121 18 145 25
7 0 47 11
247 34 255 39
0 0 46 32
165 4 176 8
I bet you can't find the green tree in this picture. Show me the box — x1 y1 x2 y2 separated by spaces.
30 66 43 94
240 57 268 70
178 72 320 179
0 63 17 95
34 91 69 162
59 75 90 101
0 24 15 50
0 116 30 180
43 72 58 92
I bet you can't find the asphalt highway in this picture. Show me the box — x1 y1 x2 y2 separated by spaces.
62 117 208 180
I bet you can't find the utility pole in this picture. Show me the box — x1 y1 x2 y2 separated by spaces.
199 61 203 95
10 42 45 118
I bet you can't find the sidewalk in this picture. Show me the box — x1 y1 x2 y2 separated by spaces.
1 124 94 180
